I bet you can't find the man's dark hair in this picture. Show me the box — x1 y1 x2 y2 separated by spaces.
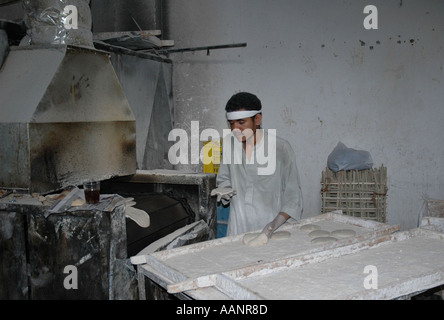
225 92 262 112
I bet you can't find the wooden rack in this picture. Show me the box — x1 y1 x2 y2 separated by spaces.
321 166 388 222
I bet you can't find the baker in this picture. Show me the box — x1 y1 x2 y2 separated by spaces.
212 92 303 247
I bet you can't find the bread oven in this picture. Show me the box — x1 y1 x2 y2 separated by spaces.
0 1 216 300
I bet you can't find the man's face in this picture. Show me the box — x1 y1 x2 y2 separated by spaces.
228 112 262 143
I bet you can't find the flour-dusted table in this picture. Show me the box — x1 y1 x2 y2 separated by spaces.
133 211 444 299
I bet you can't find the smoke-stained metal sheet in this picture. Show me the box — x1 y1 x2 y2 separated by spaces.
29 121 136 192
109 52 174 171
0 45 136 193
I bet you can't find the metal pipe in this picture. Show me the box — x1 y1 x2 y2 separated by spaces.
152 42 247 55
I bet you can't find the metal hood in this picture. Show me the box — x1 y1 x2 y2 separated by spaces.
0 44 137 193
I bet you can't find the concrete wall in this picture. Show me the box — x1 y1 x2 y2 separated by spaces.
165 0 444 230
1 0 442 230
91 0 163 32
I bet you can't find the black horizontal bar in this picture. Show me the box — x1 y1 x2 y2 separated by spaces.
155 42 247 54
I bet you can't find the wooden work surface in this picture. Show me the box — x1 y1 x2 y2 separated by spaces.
133 212 405 299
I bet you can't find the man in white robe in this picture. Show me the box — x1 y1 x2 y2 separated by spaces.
214 92 303 246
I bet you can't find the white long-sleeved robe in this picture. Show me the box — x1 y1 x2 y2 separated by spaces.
216 131 303 236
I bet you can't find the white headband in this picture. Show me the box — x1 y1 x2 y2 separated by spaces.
226 110 262 121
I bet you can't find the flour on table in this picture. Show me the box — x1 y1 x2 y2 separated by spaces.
242 231 291 246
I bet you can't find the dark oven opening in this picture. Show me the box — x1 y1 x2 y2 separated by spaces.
101 171 217 258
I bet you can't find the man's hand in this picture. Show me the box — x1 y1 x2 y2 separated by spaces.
262 212 290 238
242 213 290 248
211 187 237 203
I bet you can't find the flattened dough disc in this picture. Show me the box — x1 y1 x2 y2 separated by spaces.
300 224 321 232
270 231 291 241
331 229 357 239
311 236 338 245
308 230 330 238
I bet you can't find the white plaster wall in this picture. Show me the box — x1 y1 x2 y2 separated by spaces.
166 0 444 230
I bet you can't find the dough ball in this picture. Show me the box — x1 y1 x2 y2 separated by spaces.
308 230 330 238
331 229 357 239
311 236 338 245
300 224 321 232
270 231 291 241
243 233 268 247
242 233 260 245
